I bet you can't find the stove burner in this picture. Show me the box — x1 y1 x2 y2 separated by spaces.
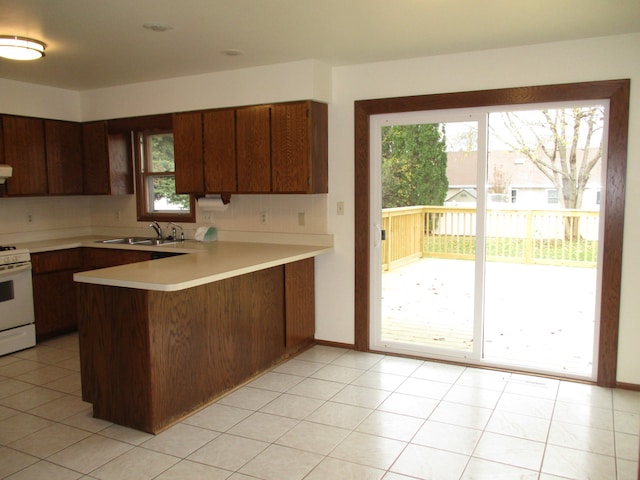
0 246 17 251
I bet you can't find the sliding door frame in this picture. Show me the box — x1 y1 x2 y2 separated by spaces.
354 79 630 387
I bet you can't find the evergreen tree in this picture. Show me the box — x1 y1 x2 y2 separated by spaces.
381 124 449 208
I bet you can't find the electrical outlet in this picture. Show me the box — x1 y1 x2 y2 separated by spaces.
115 210 121 221
26 213 33 224
202 212 213 223
298 212 305 226
337 201 345 215
260 211 268 224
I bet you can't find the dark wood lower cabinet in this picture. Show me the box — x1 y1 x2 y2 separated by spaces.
81 247 153 269
32 248 154 340
77 260 315 433
31 249 84 340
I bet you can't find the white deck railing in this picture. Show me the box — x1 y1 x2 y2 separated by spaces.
381 206 599 270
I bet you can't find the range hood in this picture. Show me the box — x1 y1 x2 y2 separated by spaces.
0 164 12 184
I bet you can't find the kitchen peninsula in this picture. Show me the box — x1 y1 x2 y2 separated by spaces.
68 238 331 433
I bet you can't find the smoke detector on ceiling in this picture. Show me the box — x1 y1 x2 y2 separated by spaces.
142 23 173 32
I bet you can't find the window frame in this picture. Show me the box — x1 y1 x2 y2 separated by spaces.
547 188 559 204
134 129 195 223
354 79 630 387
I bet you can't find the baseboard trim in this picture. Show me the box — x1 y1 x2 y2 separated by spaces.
616 381 640 392
314 339 355 350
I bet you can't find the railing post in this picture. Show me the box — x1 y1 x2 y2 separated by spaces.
524 210 533 264
420 207 426 258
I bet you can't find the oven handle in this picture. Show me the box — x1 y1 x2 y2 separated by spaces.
0 263 32 277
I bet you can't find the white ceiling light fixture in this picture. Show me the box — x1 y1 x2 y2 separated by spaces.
0 35 46 61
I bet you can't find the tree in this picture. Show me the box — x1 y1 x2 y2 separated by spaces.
494 106 604 240
150 134 190 210
381 124 449 208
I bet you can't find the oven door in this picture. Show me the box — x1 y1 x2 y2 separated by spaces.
0 263 35 331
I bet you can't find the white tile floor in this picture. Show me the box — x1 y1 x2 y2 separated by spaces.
0 333 638 480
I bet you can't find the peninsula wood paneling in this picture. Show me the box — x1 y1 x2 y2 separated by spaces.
285 258 315 348
77 262 311 433
77 284 152 426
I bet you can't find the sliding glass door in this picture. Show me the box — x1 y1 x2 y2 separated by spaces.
370 102 606 379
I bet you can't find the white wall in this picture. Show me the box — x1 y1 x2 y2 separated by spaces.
0 78 81 120
323 33 640 384
1 34 638 384
81 59 332 120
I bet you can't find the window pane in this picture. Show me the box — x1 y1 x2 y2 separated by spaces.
147 175 190 212
148 133 175 173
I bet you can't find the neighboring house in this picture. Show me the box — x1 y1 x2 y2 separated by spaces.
445 149 602 210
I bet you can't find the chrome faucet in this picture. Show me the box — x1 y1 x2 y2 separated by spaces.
167 222 184 241
149 221 163 240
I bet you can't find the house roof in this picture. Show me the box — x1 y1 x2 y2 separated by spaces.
447 150 603 189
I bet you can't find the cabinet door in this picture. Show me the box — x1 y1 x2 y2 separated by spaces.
45 120 84 195
271 102 310 193
33 270 80 339
83 248 153 269
31 249 83 273
31 249 84 340
107 132 134 195
236 105 271 193
2 116 47 196
271 101 328 194
82 121 110 194
203 109 237 193
82 122 133 195
173 111 204 194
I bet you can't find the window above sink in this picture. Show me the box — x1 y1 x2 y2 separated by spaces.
134 130 195 223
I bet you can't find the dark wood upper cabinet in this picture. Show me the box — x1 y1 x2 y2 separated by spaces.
2 115 48 196
0 101 326 197
236 105 272 193
173 111 204 194
271 101 328 193
203 108 237 193
174 108 238 194
173 100 327 195
81 121 109 194
82 121 133 195
45 120 84 195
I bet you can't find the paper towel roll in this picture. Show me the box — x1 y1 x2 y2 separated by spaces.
197 195 229 211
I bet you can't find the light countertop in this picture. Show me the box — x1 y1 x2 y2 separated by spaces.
17 236 332 292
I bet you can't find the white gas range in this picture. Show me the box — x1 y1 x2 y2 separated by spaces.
0 246 36 356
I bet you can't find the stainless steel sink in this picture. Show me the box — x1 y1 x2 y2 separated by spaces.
96 237 177 246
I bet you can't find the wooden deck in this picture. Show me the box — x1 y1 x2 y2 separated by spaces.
381 257 597 377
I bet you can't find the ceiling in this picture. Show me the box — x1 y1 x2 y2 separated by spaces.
0 0 639 91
